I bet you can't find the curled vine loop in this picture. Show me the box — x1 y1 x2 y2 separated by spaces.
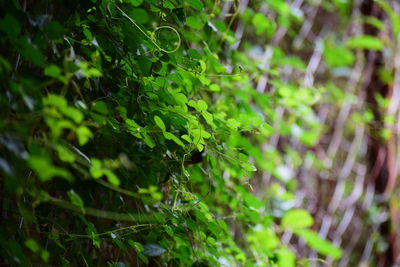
116 6 181 54
153 25 181 53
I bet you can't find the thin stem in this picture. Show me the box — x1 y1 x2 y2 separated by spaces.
47 196 157 222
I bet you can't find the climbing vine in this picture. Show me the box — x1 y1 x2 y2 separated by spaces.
5 0 391 265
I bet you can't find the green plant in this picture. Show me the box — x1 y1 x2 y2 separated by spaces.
0 0 345 266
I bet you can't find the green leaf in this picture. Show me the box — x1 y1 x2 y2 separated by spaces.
186 0 204 10
260 123 274 136
104 169 120 186
76 126 92 146
126 0 144 7
323 42 354 67
181 134 192 143
209 84 220 92
92 101 109 115
173 93 188 105
227 118 241 129
43 94 67 107
67 190 85 211
163 132 185 147
201 111 213 125
248 227 280 250
197 143 204 152
41 250 50 262
282 209 314 230
138 253 149 264
346 35 384 50
25 239 40 253
299 131 319 147
113 238 127 250
240 162 257 172
0 14 21 38
44 64 61 77
28 155 71 182
44 21 66 40
76 61 102 77
142 132 156 148
197 100 208 111
55 145 75 163
85 222 101 248
59 106 83 123
187 100 197 109
252 13 273 35
129 8 149 24
16 37 44 66
277 247 296 267
128 240 144 252
90 159 103 178
186 16 203 30
154 116 166 131
295 228 342 259
0 55 11 76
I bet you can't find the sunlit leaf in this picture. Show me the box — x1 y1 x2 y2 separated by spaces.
154 116 166 131
282 209 314 230
295 229 342 259
346 35 384 50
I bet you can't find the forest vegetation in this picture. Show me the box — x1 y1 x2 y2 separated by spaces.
1 0 400 266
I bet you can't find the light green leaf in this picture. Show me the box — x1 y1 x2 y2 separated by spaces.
44 64 61 78
76 126 92 146
28 155 71 182
92 101 109 114
104 169 120 186
282 209 314 230
163 132 185 147
181 134 192 143
173 93 188 105
186 16 203 30
90 159 103 179
277 247 296 267
43 94 67 108
209 84 220 92
252 13 273 35
200 129 211 139
323 42 355 67
346 35 384 50
67 189 85 211
59 106 83 123
295 228 342 259
188 100 197 109
55 145 75 163
154 116 166 131
197 100 208 111
186 0 204 10
142 132 156 148
197 143 204 152
227 118 241 129
241 162 257 172
201 111 213 125
25 239 40 253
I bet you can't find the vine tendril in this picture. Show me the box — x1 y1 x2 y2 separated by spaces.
116 6 181 54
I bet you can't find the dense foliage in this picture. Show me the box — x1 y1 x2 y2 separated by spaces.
1 0 399 266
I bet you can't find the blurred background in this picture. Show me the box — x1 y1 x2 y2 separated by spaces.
230 0 400 265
